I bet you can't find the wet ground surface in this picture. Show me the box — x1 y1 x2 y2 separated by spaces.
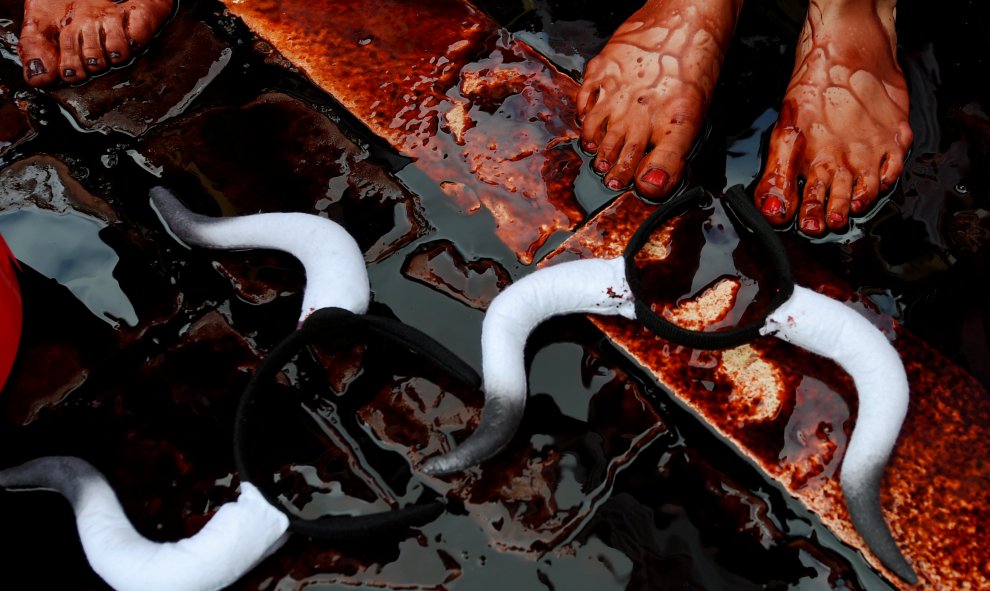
0 0 988 589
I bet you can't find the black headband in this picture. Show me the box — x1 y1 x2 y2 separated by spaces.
624 184 794 349
233 306 481 540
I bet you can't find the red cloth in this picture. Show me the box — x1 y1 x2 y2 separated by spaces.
0 233 21 391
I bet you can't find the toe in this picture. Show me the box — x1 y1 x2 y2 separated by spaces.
848 149 882 215
57 26 87 83
826 167 854 228
634 149 681 200
798 164 833 236
18 22 60 86
604 124 650 191
633 108 701 200
850 172 881 216
579 95 610 155
754 124 805 225
576 82 599 124
79 23 106 73
102 16 131 64
878 148 906 192
576 62 604 119
595 123 626 181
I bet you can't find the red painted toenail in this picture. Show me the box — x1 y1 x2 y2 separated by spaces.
26 59 46 78
583 141 597 152
828 212 844 226
761 195 784 217
86 58 99 67
63 68 76 78
595 160 611 173
606 179 623 191
801 218 820 234
641 168 668 190
851 199 864 213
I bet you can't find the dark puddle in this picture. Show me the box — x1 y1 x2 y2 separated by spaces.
0 208 136 327
0 0 987 590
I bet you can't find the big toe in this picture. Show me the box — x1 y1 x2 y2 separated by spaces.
634 149 682 201
633 121 700 201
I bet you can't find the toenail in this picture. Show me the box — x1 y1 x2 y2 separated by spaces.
761 195 784 217
606 178 623 191
828 212 844 226
641 168 668 190
26 59 46 78
63 68 76 78
86 57 99 67
110 51 122 61
801 218 821 234
595 160 611 174
851 199 864 213
583 141 598 153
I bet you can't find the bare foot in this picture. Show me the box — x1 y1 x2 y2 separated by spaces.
577 0 743 197
754 0 912 235
19 0 175 87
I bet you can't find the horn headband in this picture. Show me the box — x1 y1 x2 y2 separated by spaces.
421 185 916 584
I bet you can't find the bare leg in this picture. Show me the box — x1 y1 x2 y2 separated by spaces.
754 0 912 235
577 0 743 197
19 0 174 87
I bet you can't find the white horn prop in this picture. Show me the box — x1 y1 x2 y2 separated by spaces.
421 257 636 475
762 285 916 583
0 456 289 591
150 186 370 322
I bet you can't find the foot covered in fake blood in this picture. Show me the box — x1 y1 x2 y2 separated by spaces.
755 0 912 235
19 0 174 86
576 0 743 196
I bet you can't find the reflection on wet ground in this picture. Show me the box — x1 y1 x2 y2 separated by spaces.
0 0 988 589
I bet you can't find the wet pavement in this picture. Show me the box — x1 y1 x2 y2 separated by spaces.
1 0 989 590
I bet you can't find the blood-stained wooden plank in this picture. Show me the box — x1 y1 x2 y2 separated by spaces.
544 191 990 590
220 0 584 264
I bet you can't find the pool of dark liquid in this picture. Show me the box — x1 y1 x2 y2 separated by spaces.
0 0 987 589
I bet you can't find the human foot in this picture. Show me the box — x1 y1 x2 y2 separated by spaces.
19 0 175 87
577 0 743 197
754 0 912 235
